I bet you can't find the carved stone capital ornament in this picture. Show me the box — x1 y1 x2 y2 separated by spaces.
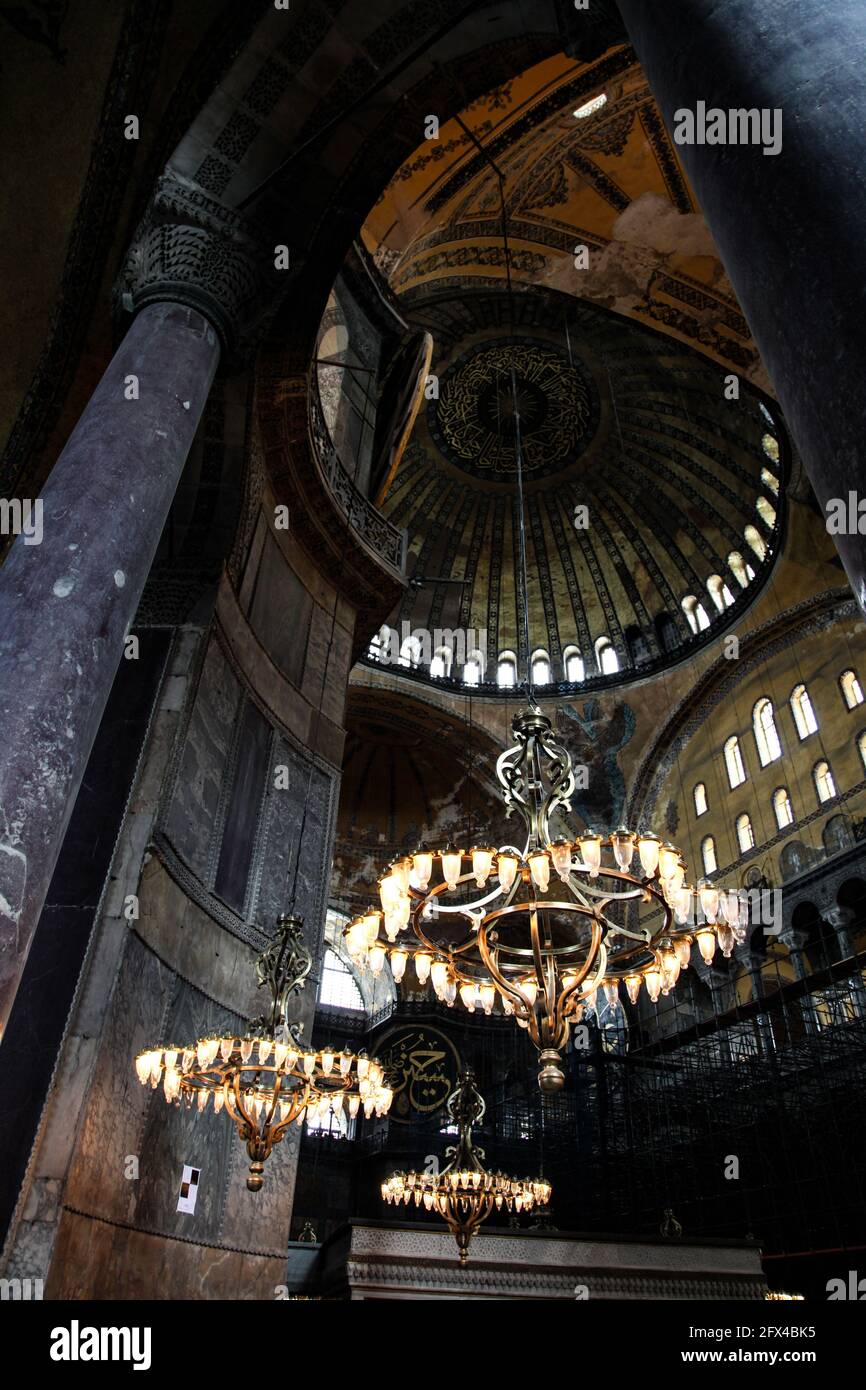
117 173 284 361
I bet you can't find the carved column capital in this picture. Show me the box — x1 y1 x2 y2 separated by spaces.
117 173 283 362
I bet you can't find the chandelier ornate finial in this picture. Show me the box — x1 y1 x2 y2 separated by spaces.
134 914 393 1190
346 709 746 1091
381 1070 551 1262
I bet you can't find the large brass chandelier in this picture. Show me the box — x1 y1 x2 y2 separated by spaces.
134 913 393 1190
345 706 747 1091
381 1070 551 1262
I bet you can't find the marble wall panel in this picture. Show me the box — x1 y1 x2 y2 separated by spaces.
163 636 241 877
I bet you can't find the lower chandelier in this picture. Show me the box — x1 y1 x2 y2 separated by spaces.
134 913 393 1190
382 1070 551 1262
346 705 748 1091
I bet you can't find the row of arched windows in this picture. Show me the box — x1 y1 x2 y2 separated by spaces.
698 743 866 875
712 675 861 793
680 480 779 635
371 636 622 686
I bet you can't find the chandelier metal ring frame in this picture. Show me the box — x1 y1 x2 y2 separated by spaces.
345 706 747 1092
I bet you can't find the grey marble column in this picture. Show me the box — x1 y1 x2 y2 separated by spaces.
0 303 220 1035
616 0 866 609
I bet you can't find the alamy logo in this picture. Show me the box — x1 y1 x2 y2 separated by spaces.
373 621 487 675
50 1320 152 1371
0 497 43 545
673 102 782 157
826 1271 866 1300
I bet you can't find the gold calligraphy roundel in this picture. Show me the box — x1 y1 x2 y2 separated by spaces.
429 339 599 482
376 1025 462 1122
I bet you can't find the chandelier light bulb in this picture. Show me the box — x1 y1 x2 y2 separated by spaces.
414 952 432 984
479 983 496 1015
430 959 449 995
528 850 551 892
518 977 538 1008
699 879 720 922
602 977 620 1009
497 851 519 891
320 1047 335 1076
379 871 401 912
392 857 412 894
412 845 433 891
717 924 735 958
625 973 642 1005
637 832 661 877
658 843 680 881
695 927 717 965
548 838 573 882
612 828 635 870
673 936 692 969
440 844 462 890
459 982 477 1012
444 978 457 1006
390 948 408 982
644 966 663 1003
579 832 602 877
368 944 386 975
471 846 494 888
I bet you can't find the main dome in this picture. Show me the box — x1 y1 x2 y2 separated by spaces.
362 285 785 694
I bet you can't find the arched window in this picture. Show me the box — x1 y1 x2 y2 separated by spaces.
701 835 717 875
682 595 710 633
753 698 782 766
756 496 777 529
744 524 767 561
761 467 779 495
790 683 819 738
429 646 451 679
840 669 864 710
773 787 794 829
497 651 517 688
563 646 584 682
727 551 752 590
318 948 364 1011
531 649 551 686
814 759 836 804
859 730 866 773
761 433 780 464
724 735 747 789
463 650 483 686
693 782 708 816
595 636 619 674
399 635 422 668
706 574 734 612
736 813 755 853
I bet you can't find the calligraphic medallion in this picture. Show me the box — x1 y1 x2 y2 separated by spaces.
428 338 599 482
376 1025 462 1122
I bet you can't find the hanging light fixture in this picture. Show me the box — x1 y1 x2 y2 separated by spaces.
381 1070 551 1262
344 708 748 1092
134 913 392 1190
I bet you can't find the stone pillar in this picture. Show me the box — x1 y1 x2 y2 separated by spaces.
616 0 866 609
824 905 866 1019
0 172 281 1036
0 305 220 1036
778 925 821 1035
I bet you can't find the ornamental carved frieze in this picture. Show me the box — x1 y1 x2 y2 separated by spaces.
117 172 284 361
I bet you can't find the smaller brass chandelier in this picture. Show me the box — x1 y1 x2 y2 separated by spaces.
134 913 393 1190
381 1070 551 1262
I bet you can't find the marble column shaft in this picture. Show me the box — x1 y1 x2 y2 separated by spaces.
616 0 866 608
0 303 220 1035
